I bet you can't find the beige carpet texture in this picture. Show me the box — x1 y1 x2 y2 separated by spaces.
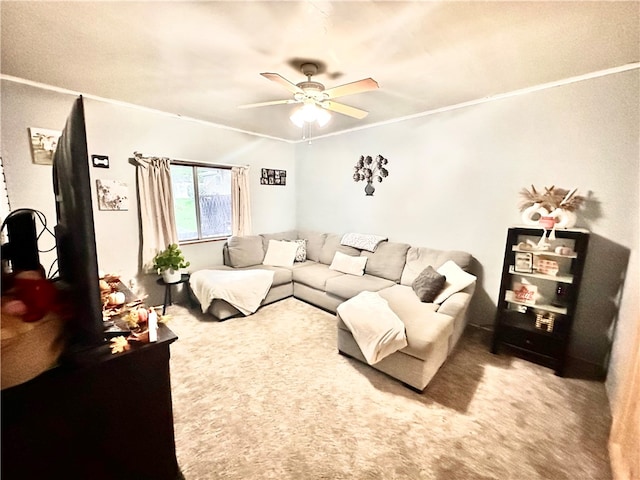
167 298 611 480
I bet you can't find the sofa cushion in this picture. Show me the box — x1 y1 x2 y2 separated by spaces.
319 234 360 265
234 265 292 287
290 260 316 270
260 230 298 252
400 247 472 286
377 285 454 362
297 230 327 262
325 273 395 300
412 265 446 303
336 284 453 363
361 241 410 283
227 235 265 267
433 260 477 304
292 262 344 290
329 251 367 276
263 239 298 267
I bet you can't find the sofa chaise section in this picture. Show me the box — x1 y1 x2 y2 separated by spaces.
337 282 474 391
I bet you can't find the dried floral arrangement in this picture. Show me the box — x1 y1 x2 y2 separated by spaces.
519 185 585 212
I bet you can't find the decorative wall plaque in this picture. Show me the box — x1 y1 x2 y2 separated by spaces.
261 168 286 186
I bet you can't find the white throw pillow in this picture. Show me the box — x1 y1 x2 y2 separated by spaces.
433 260 477 304
329 251 368 276
262 239 299 267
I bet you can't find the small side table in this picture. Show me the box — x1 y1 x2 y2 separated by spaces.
157 273 190 315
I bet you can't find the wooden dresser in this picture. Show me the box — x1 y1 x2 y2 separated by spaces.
1 324 182 480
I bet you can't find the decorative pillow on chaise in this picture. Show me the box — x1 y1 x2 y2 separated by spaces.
411 265 446 303
433 260 477 304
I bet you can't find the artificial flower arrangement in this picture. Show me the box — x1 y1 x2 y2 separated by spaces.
99 273 169 354
109 306 169 354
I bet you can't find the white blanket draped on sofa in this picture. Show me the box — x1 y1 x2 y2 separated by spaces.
337 291 407 365
190 269 274 316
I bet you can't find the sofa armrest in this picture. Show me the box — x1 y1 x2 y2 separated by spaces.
437 283 475 352
436 285 474 319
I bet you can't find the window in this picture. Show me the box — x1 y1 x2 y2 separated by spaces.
170 163 231 242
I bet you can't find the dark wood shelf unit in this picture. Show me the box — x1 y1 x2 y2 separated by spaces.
491 226 589 375
499 309 571 339
1 325 182 480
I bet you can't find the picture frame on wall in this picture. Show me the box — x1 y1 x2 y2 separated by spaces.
29 127 61 165
96 179 129 211
261 168 286 186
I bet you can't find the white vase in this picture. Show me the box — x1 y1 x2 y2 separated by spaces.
549 208 577 229
521 203 549 225
162 268 181 284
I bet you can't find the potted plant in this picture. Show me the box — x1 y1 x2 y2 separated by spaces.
152 244 190 284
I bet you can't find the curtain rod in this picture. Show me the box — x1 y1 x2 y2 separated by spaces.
132 151 249 169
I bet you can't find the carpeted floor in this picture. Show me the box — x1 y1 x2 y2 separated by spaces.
167 298 611 480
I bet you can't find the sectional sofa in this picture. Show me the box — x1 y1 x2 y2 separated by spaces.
190 230 476 391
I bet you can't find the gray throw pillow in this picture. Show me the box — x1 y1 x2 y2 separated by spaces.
412 266 446 303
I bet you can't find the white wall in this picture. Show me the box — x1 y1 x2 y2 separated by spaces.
2 82 76 275
295 70 639 371
1 80 296 304
84 97 297 278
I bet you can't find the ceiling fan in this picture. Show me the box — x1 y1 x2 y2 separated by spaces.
239 63 379 126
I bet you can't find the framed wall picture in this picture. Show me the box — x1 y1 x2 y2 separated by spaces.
514 252 533 273
29 127 61 165
260 168 286 186
96 179 129 211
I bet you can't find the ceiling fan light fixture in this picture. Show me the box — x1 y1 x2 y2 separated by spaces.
289 103 331 128
316 106 331 127
289 107 306 127
244 66 377 134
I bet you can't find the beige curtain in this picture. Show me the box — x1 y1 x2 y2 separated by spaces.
231 166 251 236
609 317 640 480
134 153 179 272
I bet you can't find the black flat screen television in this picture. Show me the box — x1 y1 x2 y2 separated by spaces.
52 95 104 349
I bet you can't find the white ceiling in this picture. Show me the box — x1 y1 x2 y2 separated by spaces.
2 1 639 142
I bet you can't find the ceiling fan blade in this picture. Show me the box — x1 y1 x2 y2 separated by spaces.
321 101 369 119
323 78 379 99
238 99 299 109
261 72 304 94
